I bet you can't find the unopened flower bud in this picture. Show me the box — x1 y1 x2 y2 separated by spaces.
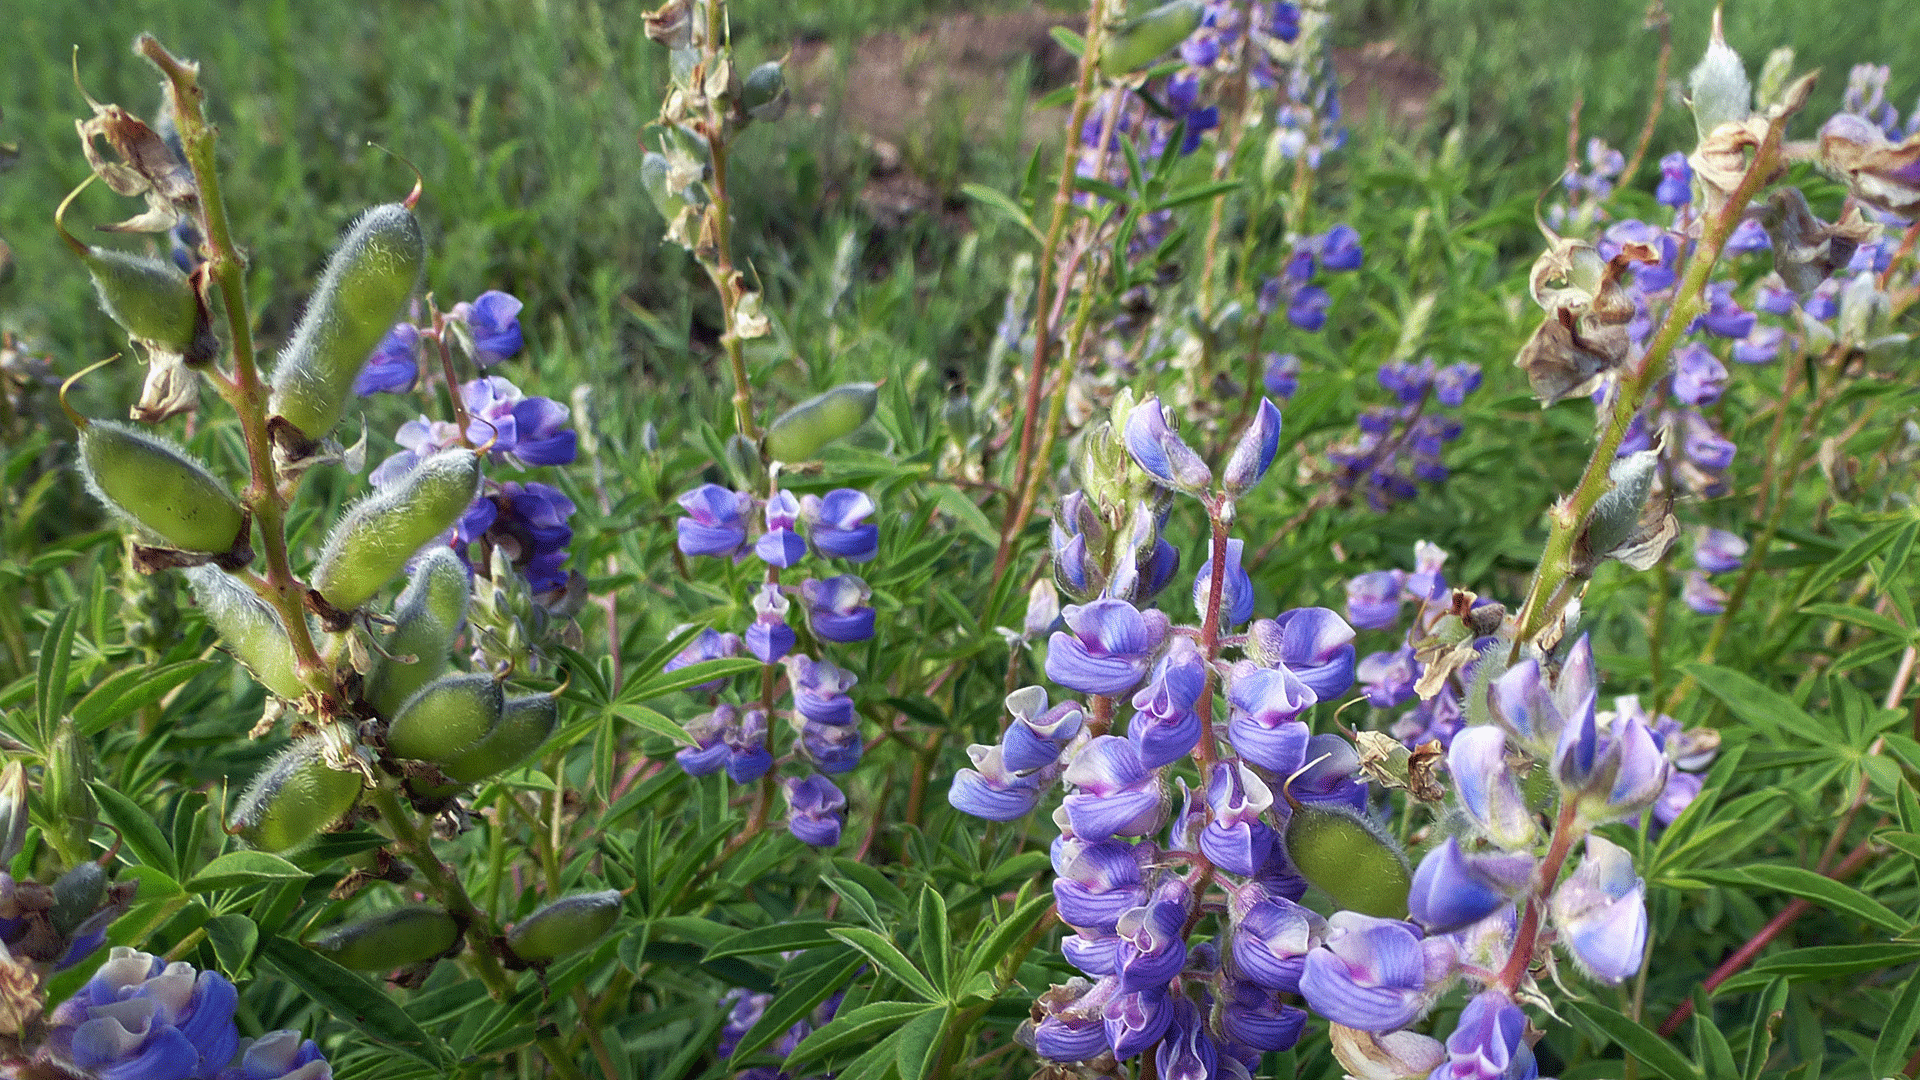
1123 397 1211 493
1686 8 1751 142
1549 835 1647 983
1223 398 1282 495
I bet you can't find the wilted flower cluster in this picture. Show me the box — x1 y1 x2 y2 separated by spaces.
1322 357 1482 510
36 947 328 1080
670 480 883 847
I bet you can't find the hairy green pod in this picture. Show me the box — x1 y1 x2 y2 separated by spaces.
1099 0 1204 77
438 695 559 784
741 61 789 122
363 548 472 717
306 904 459 969
48 862 108 936
764 382 879 463
385 673 503 764
505 890 622 963
184 567 306 700
82 247 201 355
268 203 425 444
228 738 363 853
79 420 246 554
312 449 480 613
1283 802 1412 919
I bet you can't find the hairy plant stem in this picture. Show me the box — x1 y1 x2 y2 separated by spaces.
1497 801 1584 993
692 0 759 443
1510 117 1788 656
139 36 332 698
1616 1 1672 189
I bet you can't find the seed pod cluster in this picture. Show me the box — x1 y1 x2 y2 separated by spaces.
185 566 306 700
363 548 472 717
311 448 480 614
228 737 364 853
764 382 879 463
79 420 246 555
505 890 622 964
306 905 460 969
268 203 425 449
1282 800 1412 919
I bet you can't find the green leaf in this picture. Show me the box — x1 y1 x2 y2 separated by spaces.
607 702 693 746
732 947 865 1060
821 874 882 930
1798 603 1912 640
828 927 942 1003
1691 865 1910 934
36 606 79 744
1692 989 1738 1080
783 1001 938 1074
1714 943 1920 994
962 891 1054 983
1072 174 1131 206
1741 978 1789 1080
72 660 214 737
204 913 259 979
185 851 310 893
704 921 847 961
831 858 908 913
960 183 1043 244
1048 26 1085 56
259 938 449 1064
1152 178 1242 211
621 657 763 702
931 485 996 546
893 1006 947 1080
915 887 951 994
90 781 176 879
1873 972 1920 1077
1681 663 1816 742
1567 1000 1703 1080
1794 520 1905 607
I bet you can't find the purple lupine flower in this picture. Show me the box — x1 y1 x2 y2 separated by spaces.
1127 637 1205 768
800 574 875 643
1549 835 1647 983
1194 538 1257 627
1682 570 1728 614
214 1029 332 1080
745 583 795 663
1695 528 1747 573
1551 693 1670 823
1031 979 1115 1062
1114 878 1192 991
1223 398 1283 494
1653 770 1704 827
1756 277 1797 315
1392 684 1465 749
784 774 847 847
1448 727 1535 850
1431 991 1538 1080
800 710 864 775
676 484 753 559
677 706 735 776
1154 995 1219 1080
1046 599 1165 696
1288 286 1331 331
1053 835 1151 930
1290 733 1369 812
1346 570 1406 630
1219 980 1307 1052
1406 837 1532 934
1124 398 1212 491
1263 353 1301 400
1060 736 1168 842
451 290 525 366
949 743 1044 821
1404 540 1450 603
354 323 422 396
1201 761 1278 876
1671 343 1728 406
462 376 578 467
1433 363 1483 408
1656 151 1693 207
1378 358 1436 405
1805 278 1841 321
1225 664 1315 772
788 655 858 726
756 491 808 567
1003 686 1085 772
664 627 741 695
1358 647 1419 709
485 482 577 593
1104 987 1174 1060
802 489 879 562
1298 912 1452 1033
1724 218 1772 256
47 947 243 1080
1062 929 1121 977
368 416 464 488
1319 223 1365 271
1695 281 1757 338
1679 410 1736 472
724 709 774 783
1733 324 1785 363
1245 606 1357 700
717 988 770 1058
1229 887 1321 992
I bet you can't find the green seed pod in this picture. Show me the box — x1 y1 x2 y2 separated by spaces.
228 738 364 853
306 904 459 969
1282 801 1412 919
185 566 306 700
311 449 480 614
268 203 425 445
1098 0 1204 77
363 548 472 717
741 61 789 122
505 890 623 964
385 673 504 764
82 247 201 355
764 382 879 463
48 861 108 936
77 420 246 554
438 694 559 784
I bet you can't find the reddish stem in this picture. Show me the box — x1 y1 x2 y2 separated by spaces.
1497 801 1582 992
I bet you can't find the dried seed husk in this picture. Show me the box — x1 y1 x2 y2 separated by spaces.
306 904 459 969
80 420 245 554
505 890 622 963
311 448 480 614
228 737 363 853
363 548 471 717
385 672 503 764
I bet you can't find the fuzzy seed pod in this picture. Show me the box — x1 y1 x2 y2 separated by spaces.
741 61 789 122
228 738 364 853
505 890 622 964
437 694 558 785
1282 801 1412 919
81 247 203 357
311 449 480 614
363 548 472 717
384 673 504 764
48 861 108 936
79 420 246 554
306 905 460 969
1098 0 1204 77
764 382 879 463
268 203 425 446
185 566 306 700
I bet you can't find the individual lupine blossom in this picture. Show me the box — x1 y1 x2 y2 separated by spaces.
1617 395 1736 498
42 947 329 1080
1324 358 1482 511
1257 225 1363 333
663 626 743 693
1599 695 1720 827
1681 525 1747 616
1657 151 1694 208
783 773 848 847
1345 543 1492 751
713 985 843 1080
1841 62 1912 139
745 583 795 663
1270 0 1344 167
355 289 525 395
1547 137 1625 232
674 484 753 558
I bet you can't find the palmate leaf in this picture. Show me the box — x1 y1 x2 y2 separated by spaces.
1690 865 1910 934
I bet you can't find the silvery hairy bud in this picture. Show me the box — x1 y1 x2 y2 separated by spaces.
740 61 789 123
0 762 29 868
1686 8 1751 142
227 736 364 853
1575 443 1676 575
